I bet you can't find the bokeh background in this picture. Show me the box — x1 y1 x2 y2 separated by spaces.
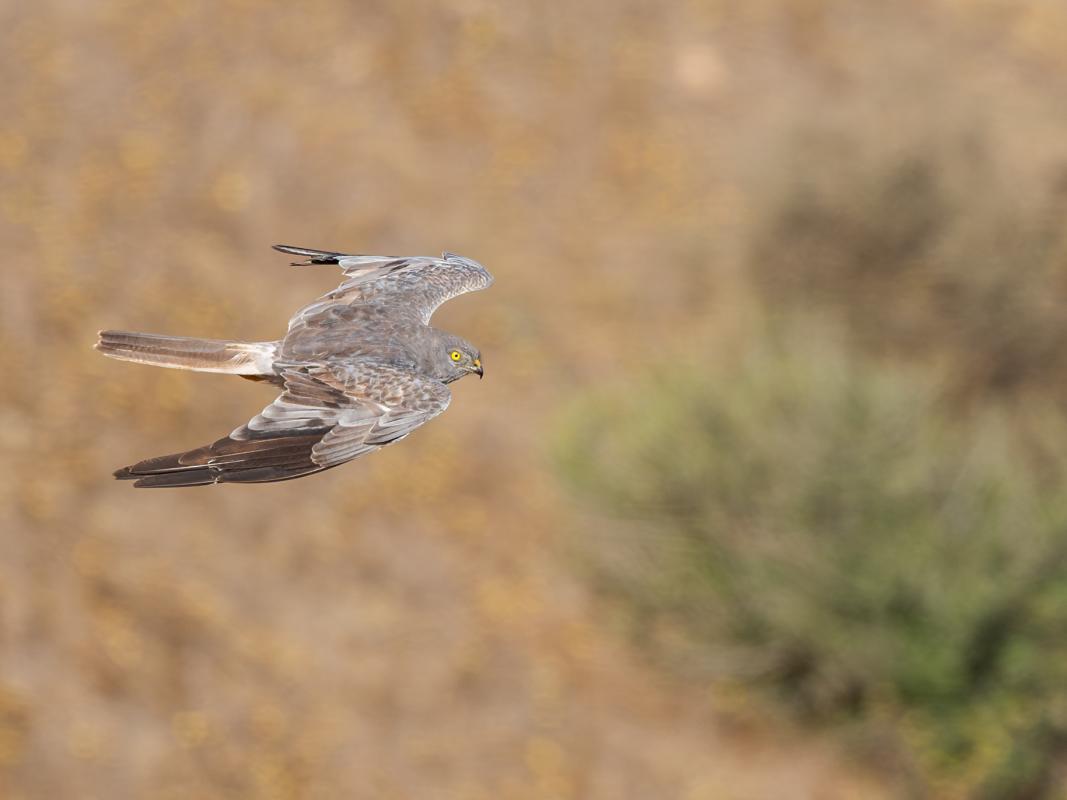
4 1 1067 797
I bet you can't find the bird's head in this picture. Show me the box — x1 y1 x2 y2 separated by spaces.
437 334 483 382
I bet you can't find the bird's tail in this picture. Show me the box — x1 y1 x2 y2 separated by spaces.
95 330 277 375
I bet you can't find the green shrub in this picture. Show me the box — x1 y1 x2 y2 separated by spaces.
555 327 1067 797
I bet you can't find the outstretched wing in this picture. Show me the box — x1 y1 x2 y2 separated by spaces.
114 361 451 487
273 244 494 324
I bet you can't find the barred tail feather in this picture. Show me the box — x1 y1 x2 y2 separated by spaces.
95 330 277 375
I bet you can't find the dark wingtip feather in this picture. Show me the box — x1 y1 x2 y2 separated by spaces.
112 433 328 488
272 244 349 266
132 469 217 488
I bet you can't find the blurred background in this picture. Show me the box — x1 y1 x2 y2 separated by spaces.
3 0 1067 797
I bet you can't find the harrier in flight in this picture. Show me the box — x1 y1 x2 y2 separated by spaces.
96 245 493 488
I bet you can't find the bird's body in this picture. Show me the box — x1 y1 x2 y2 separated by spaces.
96 245 493 488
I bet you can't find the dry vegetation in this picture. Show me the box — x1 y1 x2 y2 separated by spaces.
3 1 1067 798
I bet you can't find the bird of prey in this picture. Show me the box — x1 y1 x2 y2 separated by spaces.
96 244 493 488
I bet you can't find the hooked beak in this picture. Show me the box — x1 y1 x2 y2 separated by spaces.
472 359 483 379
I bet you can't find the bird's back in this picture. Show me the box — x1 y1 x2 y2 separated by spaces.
279 301 426 368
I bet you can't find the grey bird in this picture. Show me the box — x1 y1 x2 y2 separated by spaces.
95 244 493 488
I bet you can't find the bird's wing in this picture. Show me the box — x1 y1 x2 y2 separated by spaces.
114 361 451 487
244 362 452 468
274 245 494 324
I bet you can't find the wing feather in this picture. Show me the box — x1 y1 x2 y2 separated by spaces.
115 361 451 486
276 245 494 324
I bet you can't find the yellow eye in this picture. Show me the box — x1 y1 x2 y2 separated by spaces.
449 350 462 362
